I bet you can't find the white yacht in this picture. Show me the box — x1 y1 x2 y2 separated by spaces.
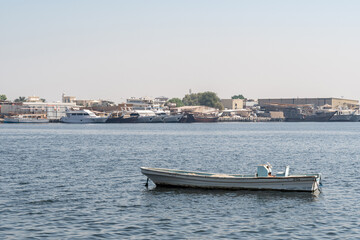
330 109 357 122
60 109 108 123
134 110 157 123
163 113 184 123
152 110 168 123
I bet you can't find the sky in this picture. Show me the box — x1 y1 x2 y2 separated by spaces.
1 0 360 103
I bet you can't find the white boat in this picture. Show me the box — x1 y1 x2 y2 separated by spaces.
60 109 108 123
4 114 49 123
134 110 157 123
163 113 184 123
141 164 321 192
330 110 357 122
152 111 167 123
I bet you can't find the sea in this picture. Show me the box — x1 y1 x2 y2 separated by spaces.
1 122 360 239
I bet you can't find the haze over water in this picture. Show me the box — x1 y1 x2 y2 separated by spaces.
1 122 360 239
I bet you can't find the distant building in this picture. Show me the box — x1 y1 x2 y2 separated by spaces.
74 99 100 107
154 96 169 107
27 96 41 102
127 97 156 110
62 94 114 107
245 99 258 108
62 93 76 103
221 99 244 110
23 102 76 120
258 98 359 110
0 101 76 120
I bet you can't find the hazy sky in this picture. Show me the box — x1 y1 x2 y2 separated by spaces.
1 1 360 103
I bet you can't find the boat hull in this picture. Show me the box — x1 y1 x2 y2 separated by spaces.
135 116 155 123
4 118 49 123
163 114 184 123
141 167 321 192
60 117 108 123
106 116 138 123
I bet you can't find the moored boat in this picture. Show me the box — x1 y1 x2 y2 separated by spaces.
60 109 108 123
192 113 219 122
330 110 357 122
4 114 49 123
163 113 184 123
106 111 138 123
135 110 156 123
141 164 321 192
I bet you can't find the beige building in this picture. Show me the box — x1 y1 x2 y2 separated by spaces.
221 99 244 110
62 94 76 103
258 98 359 110
27 96 41 102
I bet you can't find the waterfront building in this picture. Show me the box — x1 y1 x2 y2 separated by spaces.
62 94 114 108
62 94 76 103
26 96 41 102
245 99 258 108
23 102 76 120
127 97 157 110
221 99 244 110
154 96 169 108
0 101 76 120
258 98 359 110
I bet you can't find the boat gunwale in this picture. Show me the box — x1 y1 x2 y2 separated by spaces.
140 167 320 180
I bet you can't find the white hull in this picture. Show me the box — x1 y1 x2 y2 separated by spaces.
60 117 107 123
330 114 357 121
4 118 49 123
135 116 155 123
163 114 183 123
151 116 166 123
141 167 321 192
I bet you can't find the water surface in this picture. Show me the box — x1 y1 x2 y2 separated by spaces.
1 122 359 239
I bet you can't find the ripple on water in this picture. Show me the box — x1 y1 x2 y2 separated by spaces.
1 123 360 239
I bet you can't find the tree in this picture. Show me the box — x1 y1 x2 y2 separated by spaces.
182 91 223 110
0 94 7 101
232 94 245 99
182 93 200 106
167 98 184 107
198 91 224 110
40 98 46 102
14 96 26 102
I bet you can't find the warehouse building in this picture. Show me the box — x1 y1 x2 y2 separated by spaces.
258 98 359 110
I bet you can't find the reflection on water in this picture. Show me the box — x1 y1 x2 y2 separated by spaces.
145 185 320 202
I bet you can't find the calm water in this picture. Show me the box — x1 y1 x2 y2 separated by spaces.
1 122 360 239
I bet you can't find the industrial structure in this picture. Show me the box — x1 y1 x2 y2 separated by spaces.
258 98 359 110
221 99 244 110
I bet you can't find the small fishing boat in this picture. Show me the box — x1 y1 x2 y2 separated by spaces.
141 164 321 192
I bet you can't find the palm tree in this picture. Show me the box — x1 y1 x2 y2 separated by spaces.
14 96 26 102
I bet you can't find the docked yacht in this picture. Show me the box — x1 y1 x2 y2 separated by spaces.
330 110 358 122
4 114 49 123
60 109 108 123
163 113 184 123
152 110 169 123
134 110 157 123
106 111 139 123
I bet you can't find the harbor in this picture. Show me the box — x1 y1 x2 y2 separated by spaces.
3 1 360 239
1 95 360 124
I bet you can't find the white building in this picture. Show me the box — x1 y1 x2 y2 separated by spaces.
22 102 76 120
127 97 157 110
